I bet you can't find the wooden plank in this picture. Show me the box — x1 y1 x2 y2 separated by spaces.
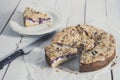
0 0 22 59
94 70 111 80
0 0 36 80
111 32 120 80
112 62 120 80
86 0 106 23
0 0 20 33
0 65 9 80
55 0 72 30
106 0 120 30
2 57 28 80
66 0 85 26
106 0 120 80
0 0 20 79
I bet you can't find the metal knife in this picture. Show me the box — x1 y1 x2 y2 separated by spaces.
0 32 55 69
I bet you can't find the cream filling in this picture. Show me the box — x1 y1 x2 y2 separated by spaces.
26 19 39 24
51 57 68 68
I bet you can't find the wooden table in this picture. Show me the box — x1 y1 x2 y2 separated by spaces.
0 0 120 80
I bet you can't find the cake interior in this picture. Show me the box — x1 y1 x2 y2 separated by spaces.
45 44 78 67
51 54 76 67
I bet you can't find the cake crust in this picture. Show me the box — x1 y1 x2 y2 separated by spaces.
80 50 115 72
45 44 79 67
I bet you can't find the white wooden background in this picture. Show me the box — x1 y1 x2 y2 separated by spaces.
0 0 120 80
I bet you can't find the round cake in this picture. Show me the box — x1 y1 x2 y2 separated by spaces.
45 24 116 72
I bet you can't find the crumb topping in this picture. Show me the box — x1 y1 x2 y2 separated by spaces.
52 26 82 47
45 44 78 60
23 7 50 20
45 24 116 65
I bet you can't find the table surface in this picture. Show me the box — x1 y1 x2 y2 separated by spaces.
0 0 120 80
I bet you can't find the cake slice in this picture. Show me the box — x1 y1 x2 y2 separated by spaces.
22 7 51 27
45 43 78 67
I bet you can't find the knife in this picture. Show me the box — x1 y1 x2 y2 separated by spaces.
0 32 55 69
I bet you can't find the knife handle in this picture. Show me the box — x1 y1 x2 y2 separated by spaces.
0 49 24 70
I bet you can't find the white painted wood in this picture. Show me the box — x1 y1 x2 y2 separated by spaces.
94 70 111 80
0 65 9 80
106 0 120 30
112 33 120 80
3 57 28 80
55 0 72 30
16 0 71 49
0 0 20 32
0 0 20 79
106 1 120 80
0 0 39 80
113 68 120 80
86 0 106 23
66 0 85 26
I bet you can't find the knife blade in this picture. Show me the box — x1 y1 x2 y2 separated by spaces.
0 32 55 69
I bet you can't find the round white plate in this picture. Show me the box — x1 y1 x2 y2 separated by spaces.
9 7 63 35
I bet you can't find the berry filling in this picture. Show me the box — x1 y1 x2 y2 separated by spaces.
26 17 51 24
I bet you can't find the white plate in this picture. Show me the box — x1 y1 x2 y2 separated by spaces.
9 7 63 35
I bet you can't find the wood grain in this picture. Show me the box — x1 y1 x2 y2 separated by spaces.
0 0 20 32
0 0 20 80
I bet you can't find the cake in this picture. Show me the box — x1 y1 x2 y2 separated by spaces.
22 7 51 27
45 43 78 67
45 24 116 72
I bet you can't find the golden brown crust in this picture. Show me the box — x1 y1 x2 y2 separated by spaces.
80 50 116 72
23 7 49 19
45 53 52 66
52 26 82 47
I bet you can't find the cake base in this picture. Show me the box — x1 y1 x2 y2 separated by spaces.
45 54 77 67
80 50 116 72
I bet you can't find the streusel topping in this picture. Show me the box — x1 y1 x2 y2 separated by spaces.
45 44 78 60
23 7 50 20
52 26 82 47
45 24 116 64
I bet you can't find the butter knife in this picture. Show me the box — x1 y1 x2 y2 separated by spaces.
0 32 55 69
